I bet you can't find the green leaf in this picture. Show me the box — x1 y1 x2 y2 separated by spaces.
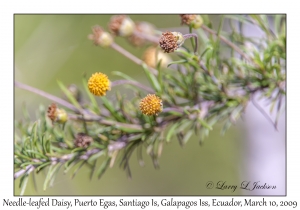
198 119 213 130
19 175 29 195
200 46 213 59
43 163 61 190
101 96 125 122
167 59 188 67
142 63 161 93
36 162 51 172
166 122 180 142
221 121 232 136
97 158 111 179
57 80 81 110
217 15 224 36
89 150 105 163
183 130 194 144
71 160 86 179
175 49 194 58
112 71 136 81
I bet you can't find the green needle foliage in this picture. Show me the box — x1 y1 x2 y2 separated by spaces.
14 14 286 194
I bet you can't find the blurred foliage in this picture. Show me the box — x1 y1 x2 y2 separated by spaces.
14 14 285 195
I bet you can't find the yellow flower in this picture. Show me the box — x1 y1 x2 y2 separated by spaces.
139 94 163 116
88 72 111 96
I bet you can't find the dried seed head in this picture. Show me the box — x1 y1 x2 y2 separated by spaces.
88 25 113 47
47 103 57 122
180 14 203 29
74 133 93 148
47 103 68 124
142 46 171 68
108 15 135 37
139 94 163 116
88 72 111 96
127 21 155 47
159 31 184 53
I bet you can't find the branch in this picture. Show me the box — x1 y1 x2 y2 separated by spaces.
110 42 158 75
112 80 155 93
15 81 88 115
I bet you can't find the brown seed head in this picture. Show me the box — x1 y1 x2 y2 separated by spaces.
159 31 180 53
108 15 135 37
74 133 93 148
47 103 57 122
88 25 113 47
47 103 68 124
180 14 197 25
180 14 203 29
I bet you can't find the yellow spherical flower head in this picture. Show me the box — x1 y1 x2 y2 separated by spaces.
139 94 163 116
88 72 111 96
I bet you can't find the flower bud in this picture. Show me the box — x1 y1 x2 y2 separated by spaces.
108 15 135 37
88 25 113 47
47 103 68 124
142 46 171 68
180 14 203 29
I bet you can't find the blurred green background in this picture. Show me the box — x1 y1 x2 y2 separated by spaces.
14 15 243 195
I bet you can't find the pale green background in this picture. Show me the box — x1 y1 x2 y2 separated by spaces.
14 15 243 195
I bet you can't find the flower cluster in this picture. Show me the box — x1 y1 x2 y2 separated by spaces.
180 14 203 29
88 72 111 96
139 94 163 116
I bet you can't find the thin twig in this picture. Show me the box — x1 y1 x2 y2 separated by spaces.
15 81 87 115
14 165 35 180
183 33 198 53
112 80 155 93
110 42 158 75
132 30 159 44
68 114 143 131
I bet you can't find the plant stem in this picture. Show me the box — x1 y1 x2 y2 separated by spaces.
110 42 158 75
15 81 86 114
183 33 198 54
132 30 159 44
112 80 155 93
